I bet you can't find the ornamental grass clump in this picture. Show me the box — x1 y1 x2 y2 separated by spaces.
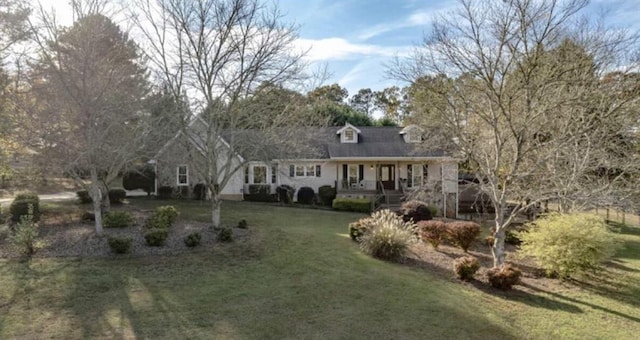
359 209 416 262
517 213 619 279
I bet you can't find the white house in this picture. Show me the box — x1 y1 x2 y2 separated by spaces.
154 122 460 217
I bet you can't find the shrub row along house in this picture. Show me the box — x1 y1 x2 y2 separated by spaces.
153 121 459 217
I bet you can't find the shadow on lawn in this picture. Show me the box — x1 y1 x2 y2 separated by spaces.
521 282 640 323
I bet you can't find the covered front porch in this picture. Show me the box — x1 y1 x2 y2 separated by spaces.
335 161 439 193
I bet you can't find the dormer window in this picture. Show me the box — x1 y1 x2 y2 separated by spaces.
400 125 425 144
337 123 361 143
344 129 354 141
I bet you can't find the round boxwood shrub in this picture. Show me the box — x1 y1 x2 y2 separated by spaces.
399 200 433 222
276 185 294 204
10 192 40 223
297 186 315 205
108 236 132 254
184 232 202 247
76 190 92 204
453 256 480 281
103 211 134 228
145 228 169 246
237 219 248 229
108 188 127 204
217 227 233 242
318 185 337 206
487 264 522 290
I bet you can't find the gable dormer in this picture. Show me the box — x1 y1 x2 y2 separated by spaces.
336 123 361 143
399 125 424 143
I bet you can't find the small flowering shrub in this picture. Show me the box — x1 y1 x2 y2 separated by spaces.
453 256 480 281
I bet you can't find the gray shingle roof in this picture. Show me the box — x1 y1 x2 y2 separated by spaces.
325 126 446 158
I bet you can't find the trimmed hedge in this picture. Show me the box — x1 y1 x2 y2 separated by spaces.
108 188 127 204
145 228 169 246
399 200 433 222
417 220 447 249
487 264 521 290
76 190 92 204
108 236 132 254
318 185 336 206
332 197 371 213
446 221 481 252
453 256 480 281
10 192 40 223
158 186 173 199
276 185 294 204
103 211 134 228
297 187 315 205
244 184 276 202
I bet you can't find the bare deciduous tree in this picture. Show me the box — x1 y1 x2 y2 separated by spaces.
388 0 640 266
132 0 322 227
25 3 150 235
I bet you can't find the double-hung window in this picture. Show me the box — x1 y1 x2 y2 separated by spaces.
177 165 189 186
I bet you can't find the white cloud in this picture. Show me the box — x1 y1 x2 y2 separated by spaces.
356 5 456 41
294 37 410 62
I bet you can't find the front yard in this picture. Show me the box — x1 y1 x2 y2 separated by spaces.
0 198 638 339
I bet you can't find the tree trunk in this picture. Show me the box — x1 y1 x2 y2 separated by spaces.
491 206 506 267
101 187 111 213
211 194 221 227
90 169 104 236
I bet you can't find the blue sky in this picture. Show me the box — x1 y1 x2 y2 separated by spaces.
279 0 640 97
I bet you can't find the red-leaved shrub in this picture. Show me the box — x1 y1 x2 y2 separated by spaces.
417 220 447 249
445 221 481 252
486 264 522 290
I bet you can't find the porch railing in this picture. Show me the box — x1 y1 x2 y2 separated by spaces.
338 179 377 191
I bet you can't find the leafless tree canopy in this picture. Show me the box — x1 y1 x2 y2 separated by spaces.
388 0 640 266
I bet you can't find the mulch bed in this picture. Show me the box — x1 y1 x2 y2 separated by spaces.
0 207 249 259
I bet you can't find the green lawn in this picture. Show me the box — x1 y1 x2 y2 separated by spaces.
0 199 639 339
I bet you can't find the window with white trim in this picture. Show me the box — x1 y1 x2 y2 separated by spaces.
289 164 322 178
344 129 354 141
177 165 188 186
253 165 267 184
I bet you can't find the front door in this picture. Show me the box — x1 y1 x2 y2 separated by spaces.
379 164 395 190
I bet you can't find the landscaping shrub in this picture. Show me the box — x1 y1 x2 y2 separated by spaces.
9 191 40 223
237 219 248 229
446 221 481 252
296 186 315 205
453 256 480 281
108 236 132 254
122 165 155 195
505 230 522 246
244 184 275 202
427 205 439 217
359 209 416 262
485 235 495 247
9 205 42 256
184 232 202 247
193 183 207 200
276 185 294 204
348 217 376 242
318 185 336 206
399 200 433 222
417 220 447 249
487 264 522 290
81 211 96 222
517 213 618 278
103 211 134 228
144 205 178 230
76 190 92 204
145 228 169 246
108 188 127 204
217 227 233 242
158 186 173 199
332 197 371 213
